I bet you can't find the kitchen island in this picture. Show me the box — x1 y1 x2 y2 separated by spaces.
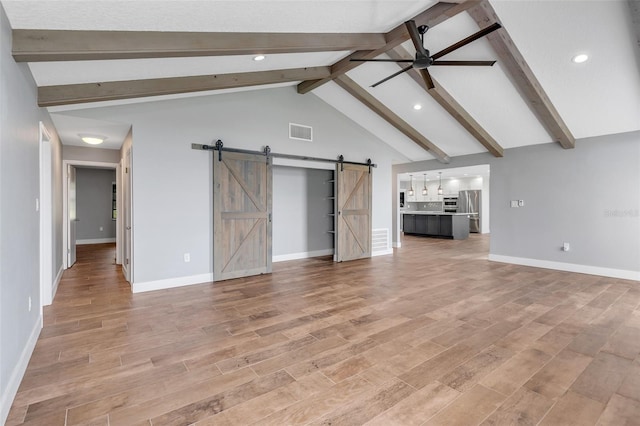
402 211 470 240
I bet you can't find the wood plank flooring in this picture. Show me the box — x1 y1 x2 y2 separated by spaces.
6 235 640 425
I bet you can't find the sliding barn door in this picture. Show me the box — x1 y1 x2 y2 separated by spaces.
213 151 272 281
336 163 372 262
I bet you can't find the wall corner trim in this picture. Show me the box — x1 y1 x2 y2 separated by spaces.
1 316 42 424
132 273 213 293
49 265 65 306
488 254 640 281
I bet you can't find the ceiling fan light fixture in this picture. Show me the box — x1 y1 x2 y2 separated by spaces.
572 53 588 64
79 134 106 145
253 55 266 61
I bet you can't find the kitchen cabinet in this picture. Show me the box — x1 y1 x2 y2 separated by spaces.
403 214 415 233
402 213 469 240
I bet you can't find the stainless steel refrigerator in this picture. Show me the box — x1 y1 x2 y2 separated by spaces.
458 190 481 233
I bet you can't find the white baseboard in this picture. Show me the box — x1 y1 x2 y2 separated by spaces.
272 249 334 263
1 316 41 425
392 242 402 248
372 248 394 257
488 254 640 281
132 273 214 293
76 238 116 245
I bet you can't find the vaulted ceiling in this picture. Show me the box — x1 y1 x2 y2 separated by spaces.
3 0 640 164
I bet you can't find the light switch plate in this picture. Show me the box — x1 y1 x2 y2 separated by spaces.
510 200 519 208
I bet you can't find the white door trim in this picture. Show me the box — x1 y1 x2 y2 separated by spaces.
39 122 53 309
62 159 119 270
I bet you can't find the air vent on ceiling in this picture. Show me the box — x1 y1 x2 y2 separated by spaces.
289 123 313 141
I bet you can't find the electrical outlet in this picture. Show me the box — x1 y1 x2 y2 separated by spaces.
562 242 570 252
28 296 32 312
518 200 524 207
184 253 190 263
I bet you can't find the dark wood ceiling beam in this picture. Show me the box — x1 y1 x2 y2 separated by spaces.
13 30 386 62
38 67 330 107
468 0 575 149
297 1 480 94
389 45 503 157
334 75 450 163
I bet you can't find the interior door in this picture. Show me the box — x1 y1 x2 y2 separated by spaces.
123 148 132 282
67 164 77 267
213 151 272 281
336 163 372 262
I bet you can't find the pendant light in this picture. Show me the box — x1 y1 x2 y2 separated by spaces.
422 174 428 195
437 172 443 195
408 175 414 196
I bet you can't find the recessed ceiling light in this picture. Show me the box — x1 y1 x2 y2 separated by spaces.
413 104 422 110
79 134 106 145
253 55 266 61
572 53 589 64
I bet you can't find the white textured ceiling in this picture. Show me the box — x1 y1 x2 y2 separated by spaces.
3 0 639 161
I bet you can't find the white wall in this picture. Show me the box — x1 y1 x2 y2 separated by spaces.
393 131 640 279
75 168 117 241
0 5 62 422
60 86 396 286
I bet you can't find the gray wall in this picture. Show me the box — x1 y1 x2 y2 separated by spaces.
273 166 334 256
61 86 396 284
62 145 121 163
76 168 116 241
0 5 63 422
393 131 640 275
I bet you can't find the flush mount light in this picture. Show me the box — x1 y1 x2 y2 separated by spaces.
79 134 106 145
253 55 266 61
413 104 422 110
572 53 588 64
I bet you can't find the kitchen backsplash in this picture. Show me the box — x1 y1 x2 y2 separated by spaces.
405 201 443 212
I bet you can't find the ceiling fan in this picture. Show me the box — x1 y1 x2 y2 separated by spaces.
350 20 502 88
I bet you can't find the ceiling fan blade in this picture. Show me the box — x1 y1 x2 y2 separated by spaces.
431 60 497 66
371 64 413 88
405 20 428 57
349 58 414 63
432 22 502 60
418 68 435 90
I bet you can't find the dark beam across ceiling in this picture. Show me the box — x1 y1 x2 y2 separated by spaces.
13 30 386 62
468 0 575 149
334 75 451 163
38 67 330 107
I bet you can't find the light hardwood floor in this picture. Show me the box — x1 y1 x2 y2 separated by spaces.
6 235 640 425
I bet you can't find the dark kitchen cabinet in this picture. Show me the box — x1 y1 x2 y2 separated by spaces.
402 213 469 240
403 214 415 234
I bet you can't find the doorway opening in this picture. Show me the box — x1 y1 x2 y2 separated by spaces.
63 160 125 277
397 164 490 246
